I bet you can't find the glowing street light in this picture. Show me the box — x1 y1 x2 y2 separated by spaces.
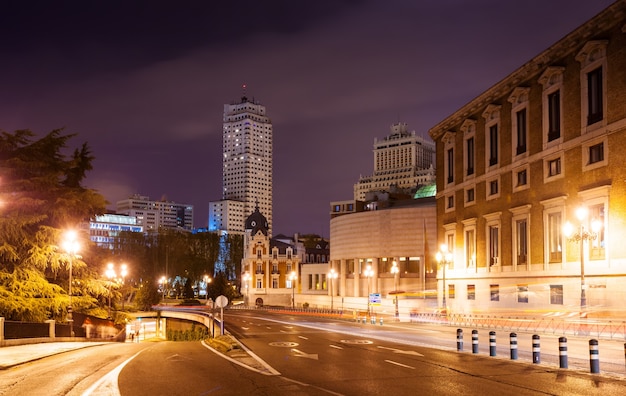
436 245 453 313
105 263 116 319
391 261 399 320
159 276 167 301
204 275 212 303
364 264 374 316
289 271 297 309
328 268 338 311
242 272 251 306
564 206 603 317
62 230 80 337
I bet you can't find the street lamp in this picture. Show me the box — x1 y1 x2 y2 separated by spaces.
62 230 80 337
364 264 374 316
243 272 251 306
159 276 167 301
391 261 399 320
328 268 338 311
204 275 212 303
289 271 297 309
105 263 116 319
436 244 453 314
120 264 127 310
564 206 602 317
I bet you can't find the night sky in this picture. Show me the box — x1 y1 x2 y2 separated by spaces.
0 0 615 237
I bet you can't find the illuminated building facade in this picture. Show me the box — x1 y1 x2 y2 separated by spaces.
209 95 273 235
354 122 435 201
428 1 626 316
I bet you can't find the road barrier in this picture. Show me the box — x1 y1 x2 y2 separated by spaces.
510 332 518 360
532 335 541 363
559 337 568 369
590 339 600 373
472 330 479 354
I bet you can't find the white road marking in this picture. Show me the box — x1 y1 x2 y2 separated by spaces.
378 346 424 356
298 335 308 340
329 345 343 350
82 350 145 396
385 360 415 369
291 348 319 360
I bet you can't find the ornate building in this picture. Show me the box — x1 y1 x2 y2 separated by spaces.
240 207 300 307
429 1 626 316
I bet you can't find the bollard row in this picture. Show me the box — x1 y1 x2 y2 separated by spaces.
455 329 603 374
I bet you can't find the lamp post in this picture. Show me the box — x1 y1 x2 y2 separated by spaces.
436 244 453 313
120 264 127 310
564 206 602 318
243 272 250 306
289 271 297 308
105 263 116 319
159 276 166 302
62 230 80 337
364 264 374 316
328 268 338 311
391 261 399 320
204 275 212 303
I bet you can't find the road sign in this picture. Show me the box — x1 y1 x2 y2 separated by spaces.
215 295 228 308
370 293 381 306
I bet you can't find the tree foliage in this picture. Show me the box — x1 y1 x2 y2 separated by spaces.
0 129 107 321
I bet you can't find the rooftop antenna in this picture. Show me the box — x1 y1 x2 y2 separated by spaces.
241 83 248 102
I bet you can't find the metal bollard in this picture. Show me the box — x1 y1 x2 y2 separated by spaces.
532 334 540 363
371 316 375 325
456 329 463 352
489 331 496 357
380 318 383 326
509 332 518 360
589 339 600 374
472 330 479 354
559 337 568 369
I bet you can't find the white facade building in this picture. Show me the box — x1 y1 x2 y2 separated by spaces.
209 95 273 235
116 194 193 231
354 122 436 201
85 213 144 249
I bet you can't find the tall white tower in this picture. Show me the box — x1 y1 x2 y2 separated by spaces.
209 94 273 235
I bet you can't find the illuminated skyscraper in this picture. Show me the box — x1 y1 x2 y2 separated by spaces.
209 94 273 235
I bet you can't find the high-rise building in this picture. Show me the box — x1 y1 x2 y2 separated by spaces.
116 194 193 232
209 94 273 235
354 122 435 201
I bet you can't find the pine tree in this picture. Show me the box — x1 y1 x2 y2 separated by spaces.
0 129 107 321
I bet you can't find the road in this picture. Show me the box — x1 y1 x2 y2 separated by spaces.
1 310 625 395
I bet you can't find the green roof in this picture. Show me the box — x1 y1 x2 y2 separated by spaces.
413 183 436 199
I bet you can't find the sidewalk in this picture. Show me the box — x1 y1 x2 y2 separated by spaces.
0 342 107 370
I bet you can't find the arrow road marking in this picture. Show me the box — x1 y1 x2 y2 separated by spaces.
378 346 424 356
291 349 319 360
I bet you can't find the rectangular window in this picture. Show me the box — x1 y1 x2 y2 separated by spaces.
489 180 498 196
489 125 498 166
490 284 500 301
548 158 561 176
256 279 262 288
550 285 563 304
466 137 474 176
466 188 475 203
587 67 603 125
257 249 262 259
447 195 454 209
548 212 562 262
516 219 528 265
272 263 278 274
548 90 561 141
517 169 527 186
467 285 475 300
517 285 529 303
489 226 499 266
448 284 455 299
308 274 313 290
465 229 475 268
589 203 605 260
516 109 527 155
447 148 454 183
272 278 278 288
589 142 604 164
